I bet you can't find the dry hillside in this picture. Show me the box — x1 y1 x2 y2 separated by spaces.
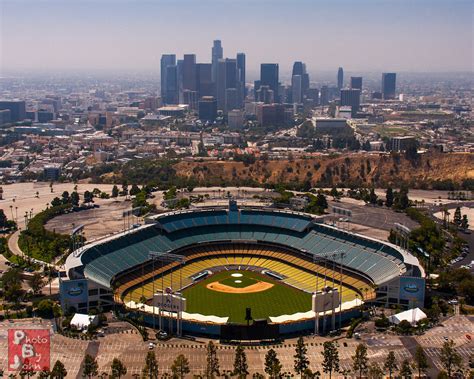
174 152 474 188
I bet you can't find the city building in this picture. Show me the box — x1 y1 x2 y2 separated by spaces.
389 136 416 152
216 58 238 112
256 85 274 104
183 90 198 110
227 109 244 129
382 73 397 100
315 118 348 131
198 96 217 122
183 54 197 92
37 110 55 123
211 40 223 83
306 88 320 106
320 86 329 105
225 88 239 113
165 65 179 104
256 103 285 126
260 64 279 103
350 76 362 90
0 100 26 122
292 61 309 100
160 54 176 104
337 67 344 90
0 109 11 125
236 53 246 105
43 164 61 181
340 88 361 117
196 63 213 97
158 106 187 117
291 75 303 104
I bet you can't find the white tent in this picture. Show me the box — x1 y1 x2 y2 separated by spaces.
70 313 99 330
388 308 427 325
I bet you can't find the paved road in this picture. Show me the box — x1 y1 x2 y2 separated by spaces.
427 201 474 271
8 230 23 257
400 336 438 378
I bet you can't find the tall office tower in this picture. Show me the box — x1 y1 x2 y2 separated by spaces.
177 59 184 102
292 61 310 98
196 63 213 97
236 53 246 104
198 96 217 122
164 65 178 104
340 88 361 117
0 100 26 122
260 64 279 102
160 54 176 103
350 76 363 90
225 88 239 112
211 40 223 82
183 54 197 92
337 67 344 90
291 75 303 104
320 85 329 105
306 88 320 106
216 58 238 112
382 73 396 100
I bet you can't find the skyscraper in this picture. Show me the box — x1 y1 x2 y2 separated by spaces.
177 59 184 102
0 100 26 122
160 54 176 104
216 58 238 112
382 73 396 100
183 54 197 92
292 61 310 102
196 63 213 98
340 88 361 117
350 76 362 90
198 96 217 122
260 64 279 103
337 67 344 90
212 40 223 83
236 53 246 104
291 75 303 104
320 85 329 106
165 65 178 104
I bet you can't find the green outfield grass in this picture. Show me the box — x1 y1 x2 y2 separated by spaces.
182 270 312 323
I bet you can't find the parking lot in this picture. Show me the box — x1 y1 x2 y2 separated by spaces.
1 315 472 377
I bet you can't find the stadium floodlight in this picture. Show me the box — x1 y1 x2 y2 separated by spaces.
148 251 185 336
312 249 347 335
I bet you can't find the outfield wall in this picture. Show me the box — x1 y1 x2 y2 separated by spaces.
128 308 362 339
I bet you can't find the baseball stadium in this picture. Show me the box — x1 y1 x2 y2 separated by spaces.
63 202 425 339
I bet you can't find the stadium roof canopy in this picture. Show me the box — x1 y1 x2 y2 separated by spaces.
65 206 423 289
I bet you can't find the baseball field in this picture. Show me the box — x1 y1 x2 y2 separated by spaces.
182 270 312 323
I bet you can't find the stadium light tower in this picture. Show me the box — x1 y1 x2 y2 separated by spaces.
313 249 346 335
148 251 186 336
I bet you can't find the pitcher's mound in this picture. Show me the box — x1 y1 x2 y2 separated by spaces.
206 281 274 293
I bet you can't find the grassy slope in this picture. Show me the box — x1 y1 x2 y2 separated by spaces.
182 270 312 323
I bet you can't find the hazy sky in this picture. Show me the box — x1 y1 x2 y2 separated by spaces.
0 0 472 74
